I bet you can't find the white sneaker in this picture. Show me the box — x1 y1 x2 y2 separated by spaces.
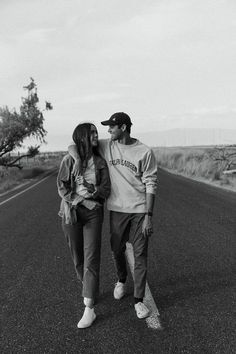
77 307 96 329
134 302 150 319
113 281 125 300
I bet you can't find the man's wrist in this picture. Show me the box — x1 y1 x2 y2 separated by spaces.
145 211 153 217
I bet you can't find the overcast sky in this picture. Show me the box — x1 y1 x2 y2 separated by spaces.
0 0 235 150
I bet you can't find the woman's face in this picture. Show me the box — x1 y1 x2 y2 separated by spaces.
90 125 98 146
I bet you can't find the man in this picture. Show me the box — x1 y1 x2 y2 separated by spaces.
68 112 158 319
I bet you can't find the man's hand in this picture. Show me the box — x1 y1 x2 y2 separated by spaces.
142 215 153 238
72 159 80 176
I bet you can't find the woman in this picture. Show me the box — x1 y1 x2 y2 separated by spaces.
57 123 110 328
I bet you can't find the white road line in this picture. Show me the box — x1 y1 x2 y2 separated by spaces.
0 173 54 207
0 181 30 197
125 242 162 330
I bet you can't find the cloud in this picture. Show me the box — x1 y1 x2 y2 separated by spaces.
192 106 236 115
156 108 236 130
18 28 56 43
58 92 122 105
0 0 236 146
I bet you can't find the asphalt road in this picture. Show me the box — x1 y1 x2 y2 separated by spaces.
1 169 236 354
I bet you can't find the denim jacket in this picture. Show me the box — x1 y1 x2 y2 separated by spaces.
57 154 110 224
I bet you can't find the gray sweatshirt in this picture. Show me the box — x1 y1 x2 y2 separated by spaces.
98 139 158 213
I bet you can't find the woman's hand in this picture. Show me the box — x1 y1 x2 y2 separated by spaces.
75 175 84 185
72 194 84 206
83 179 95 193
75 175 95 193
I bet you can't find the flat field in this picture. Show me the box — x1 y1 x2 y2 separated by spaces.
153 145 236 192
1 146 236 195
0 151 66 194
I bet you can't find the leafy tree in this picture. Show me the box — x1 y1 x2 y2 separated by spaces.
0 78 52 169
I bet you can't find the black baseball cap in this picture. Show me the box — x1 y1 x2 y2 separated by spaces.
101 112 132 126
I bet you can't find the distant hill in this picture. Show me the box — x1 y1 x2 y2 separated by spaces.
36 128 236 152
138 128 236 147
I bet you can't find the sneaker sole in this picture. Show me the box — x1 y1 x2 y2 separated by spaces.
77 314 96 329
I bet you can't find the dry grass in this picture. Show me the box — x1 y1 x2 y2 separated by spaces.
0 151 66 194
0 168 24 194
1 147 236 194
153 146 236 191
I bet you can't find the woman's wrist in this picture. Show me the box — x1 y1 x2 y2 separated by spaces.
92 188 97 197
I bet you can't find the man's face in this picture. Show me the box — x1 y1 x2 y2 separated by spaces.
108 125 122 141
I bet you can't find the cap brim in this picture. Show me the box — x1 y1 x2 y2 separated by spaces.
101 120 115 126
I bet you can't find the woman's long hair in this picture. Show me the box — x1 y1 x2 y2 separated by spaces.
72 123 98 175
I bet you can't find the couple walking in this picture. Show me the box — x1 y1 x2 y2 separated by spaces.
57 112 158 328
